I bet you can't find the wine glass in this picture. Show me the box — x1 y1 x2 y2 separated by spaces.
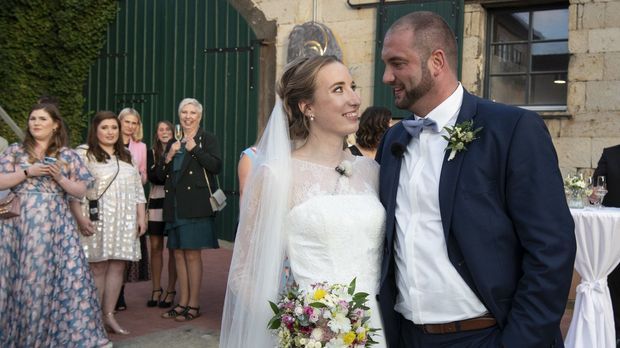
594 176 608 209
174 124 183 142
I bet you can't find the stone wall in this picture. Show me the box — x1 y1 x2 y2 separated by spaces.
462 0 620 176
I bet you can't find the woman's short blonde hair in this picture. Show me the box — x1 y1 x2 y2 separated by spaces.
178 98 203 117
118 107 144 142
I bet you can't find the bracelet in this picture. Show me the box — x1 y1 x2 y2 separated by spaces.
23 169 29 178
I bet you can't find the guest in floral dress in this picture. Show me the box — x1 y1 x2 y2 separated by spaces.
0 103 110 347
70 111 147 335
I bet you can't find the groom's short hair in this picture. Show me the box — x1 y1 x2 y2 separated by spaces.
387 11 458 75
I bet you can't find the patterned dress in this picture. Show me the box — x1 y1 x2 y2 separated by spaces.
0 144 109 348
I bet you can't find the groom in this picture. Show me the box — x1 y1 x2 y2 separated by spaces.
375 11 576 348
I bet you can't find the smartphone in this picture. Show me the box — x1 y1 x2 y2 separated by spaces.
43 156 57 165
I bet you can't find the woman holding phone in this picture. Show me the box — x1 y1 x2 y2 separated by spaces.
0 104 110 347
71 111 146 335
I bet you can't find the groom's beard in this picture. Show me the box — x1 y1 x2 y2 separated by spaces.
396 62 434 110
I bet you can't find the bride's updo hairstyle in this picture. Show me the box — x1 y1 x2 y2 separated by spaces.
277 55 341 141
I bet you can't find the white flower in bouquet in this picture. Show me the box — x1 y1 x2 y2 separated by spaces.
563 174 587 192
325 337 346 348
310 328 324 341
328 312 352 333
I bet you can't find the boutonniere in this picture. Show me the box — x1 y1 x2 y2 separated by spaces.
443 120 483 161
335 160 353 177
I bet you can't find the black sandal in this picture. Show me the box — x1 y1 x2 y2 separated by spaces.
158 290 176 308
161 305 186 319
147 288 163 307
175 306 201 322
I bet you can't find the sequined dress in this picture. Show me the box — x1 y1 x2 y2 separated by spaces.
0 144 109 347
76 147 146 262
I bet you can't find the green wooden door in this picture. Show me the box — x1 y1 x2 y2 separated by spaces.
373 0 464 119
84 0 259 241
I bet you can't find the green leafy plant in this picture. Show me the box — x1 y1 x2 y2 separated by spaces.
0 0 117 145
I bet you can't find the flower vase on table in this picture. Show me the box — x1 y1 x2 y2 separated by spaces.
567 189 585 209
564 174 588 209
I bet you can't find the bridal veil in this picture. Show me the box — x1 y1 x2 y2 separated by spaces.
220 99 292 347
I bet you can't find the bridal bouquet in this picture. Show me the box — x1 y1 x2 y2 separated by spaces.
268 279 379 348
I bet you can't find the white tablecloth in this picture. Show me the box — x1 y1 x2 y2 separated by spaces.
566 207 620 348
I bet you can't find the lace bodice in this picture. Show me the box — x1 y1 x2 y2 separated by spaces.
286 156 387 346
289 156 380 208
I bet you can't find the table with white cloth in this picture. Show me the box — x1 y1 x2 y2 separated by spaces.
566 207 620 348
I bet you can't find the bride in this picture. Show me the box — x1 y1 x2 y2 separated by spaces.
220 55 386 347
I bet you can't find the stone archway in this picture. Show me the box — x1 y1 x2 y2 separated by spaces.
228 0 277 134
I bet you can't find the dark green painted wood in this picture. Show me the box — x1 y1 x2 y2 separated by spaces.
84 0 260 241
373 0 464 119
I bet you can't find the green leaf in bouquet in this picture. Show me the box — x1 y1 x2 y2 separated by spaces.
309 302 328 308
267 316 281 330
353 292 369 301
348 278 357 295
269 301 280 315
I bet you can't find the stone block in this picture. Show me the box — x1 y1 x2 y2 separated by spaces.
560 112 620 137
582 3 606 29
334 19 377 45
589 28 620 53
320 0 370 22
604 52 620 80
568 3 582 31
569 30 589 54
604 1 620 28
464 5 484 37
567 81 586 114
553 137 593 169
544 119 562 138
569 54 604 81
586 81 620 111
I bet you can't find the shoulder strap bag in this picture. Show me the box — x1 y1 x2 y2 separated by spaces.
203 169 226 212
88 157 119 221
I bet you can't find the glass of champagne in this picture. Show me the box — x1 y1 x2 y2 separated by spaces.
174 124 183 142
595 176 608 209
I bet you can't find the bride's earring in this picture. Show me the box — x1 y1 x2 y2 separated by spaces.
307 114 315 121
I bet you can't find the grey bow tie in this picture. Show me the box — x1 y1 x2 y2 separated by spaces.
402 117 438 137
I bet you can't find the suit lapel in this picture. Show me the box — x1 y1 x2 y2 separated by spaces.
438 91 478 238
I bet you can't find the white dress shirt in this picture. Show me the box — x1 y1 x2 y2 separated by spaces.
394 84 488 324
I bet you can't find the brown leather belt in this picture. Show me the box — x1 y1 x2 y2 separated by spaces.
416 314 497 334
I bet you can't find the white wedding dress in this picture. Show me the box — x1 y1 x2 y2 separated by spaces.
286 156 387 347
220 100 387 348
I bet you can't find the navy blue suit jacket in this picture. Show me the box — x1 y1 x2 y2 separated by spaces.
376 91 576 348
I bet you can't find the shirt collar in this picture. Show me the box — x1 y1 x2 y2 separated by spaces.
414 83 464 131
